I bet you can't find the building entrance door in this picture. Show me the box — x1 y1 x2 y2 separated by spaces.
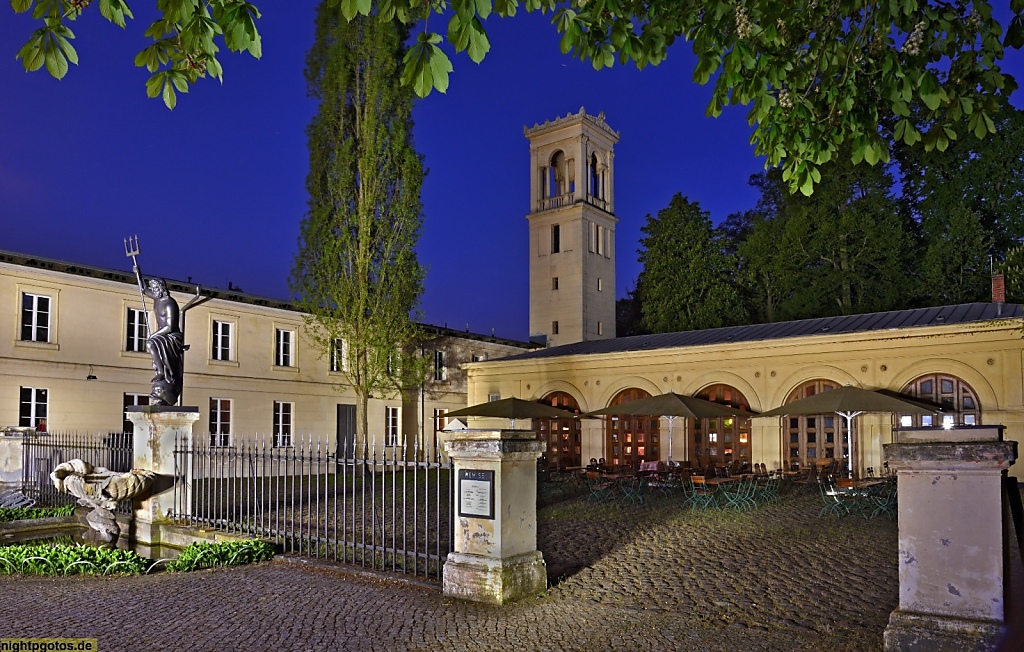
337 403 356 458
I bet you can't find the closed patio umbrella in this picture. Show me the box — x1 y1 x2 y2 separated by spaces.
581 392 758 461
444 397 577 428
757 385 942 477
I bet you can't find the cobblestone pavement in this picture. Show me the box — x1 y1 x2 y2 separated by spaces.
0 486 898 651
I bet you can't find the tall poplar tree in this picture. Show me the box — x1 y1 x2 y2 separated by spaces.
291 5 425 453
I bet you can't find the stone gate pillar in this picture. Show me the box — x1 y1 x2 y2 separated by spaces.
127 406 200 544
443 429 547 604
883 425 1017 652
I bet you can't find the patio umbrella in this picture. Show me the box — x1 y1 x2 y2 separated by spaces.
581 393 758 461
756 385 942 476
444 397 577 428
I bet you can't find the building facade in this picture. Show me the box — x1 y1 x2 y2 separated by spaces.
1 251 534 458
525 108 618 347
465 303 1024 479
464 108 1024 479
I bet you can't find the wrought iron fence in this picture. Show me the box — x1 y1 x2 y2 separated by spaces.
171 434 454 581
20 431 135 514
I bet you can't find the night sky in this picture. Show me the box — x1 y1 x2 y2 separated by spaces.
3 6 1022 341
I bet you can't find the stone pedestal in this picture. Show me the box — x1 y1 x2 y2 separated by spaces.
883 426 1017 652
0 427 38 492
443 429 547 604
126 406 199 544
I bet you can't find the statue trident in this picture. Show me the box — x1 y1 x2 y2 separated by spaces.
124 236 188 406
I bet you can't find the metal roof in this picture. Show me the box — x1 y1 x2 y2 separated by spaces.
500 303 1023 362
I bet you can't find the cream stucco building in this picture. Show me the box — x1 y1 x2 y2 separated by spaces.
463 108 1024 480
464 303 1024 478
1 250 535 457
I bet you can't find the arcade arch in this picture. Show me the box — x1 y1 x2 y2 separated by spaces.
781 379 848 470
535 391 582 469
690 384 754 472
605 388 660 468
898 374 982 427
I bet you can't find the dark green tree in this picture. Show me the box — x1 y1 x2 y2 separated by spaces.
291 6 425 452
781 157 916 317
615 289 647 337
635 194 744 333
723 171 801 323
896 98 1024 255
919 203 993 304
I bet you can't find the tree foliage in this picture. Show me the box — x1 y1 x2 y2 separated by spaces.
11 1 1022 194
779 156 916 316
894 97 1024 253
635 194 744 333
919 202 992 304
291 6 425 451
12 0 262 110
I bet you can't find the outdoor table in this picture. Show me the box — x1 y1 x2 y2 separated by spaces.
704 477 740 486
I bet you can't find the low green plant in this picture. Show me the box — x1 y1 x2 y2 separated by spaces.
0 504 76 522
165 539 274 572
0 543 146 575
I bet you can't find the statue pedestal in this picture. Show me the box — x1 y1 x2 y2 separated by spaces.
126 406 199 544
442 430 547 604
883 426 1017 652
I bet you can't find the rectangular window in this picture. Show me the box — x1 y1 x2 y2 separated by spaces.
126 307 148 352
330 338 348 372
597 278 603 292
21 293 51 342
551 320 559 335
209 398 232 447
19 387 48 429
434 350 447 381
433 408 448 433
123 393 149 434
551 224 560 253
273 401 293 447
212 320 233 361
597 321 604 336
488 393 501 403
386 406 400 446
275 328 294 367
589 223 606 255
432 408 447 456
472 353 487 362
552 277 559 290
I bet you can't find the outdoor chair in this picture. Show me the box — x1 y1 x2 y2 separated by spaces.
687 475 719 511
753 475 780 504
721 476 758 511
792 464 817 490
817 476 851 518
867 481 898 520
618 475 645 505
0 490 35 509
585 472 615 503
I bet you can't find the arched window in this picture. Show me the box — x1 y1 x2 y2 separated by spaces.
548 151 565 198
605 388 659 468
783 380 847 470
691 384 753 472
535 392 581 470
899 374 981 427
590 152 601 200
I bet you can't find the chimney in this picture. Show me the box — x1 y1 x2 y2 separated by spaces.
992 273 1006 316
992 273 1006 303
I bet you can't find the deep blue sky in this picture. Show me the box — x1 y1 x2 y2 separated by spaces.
3 6 1022 341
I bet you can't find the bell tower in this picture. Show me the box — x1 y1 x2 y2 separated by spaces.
524 108 618 346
